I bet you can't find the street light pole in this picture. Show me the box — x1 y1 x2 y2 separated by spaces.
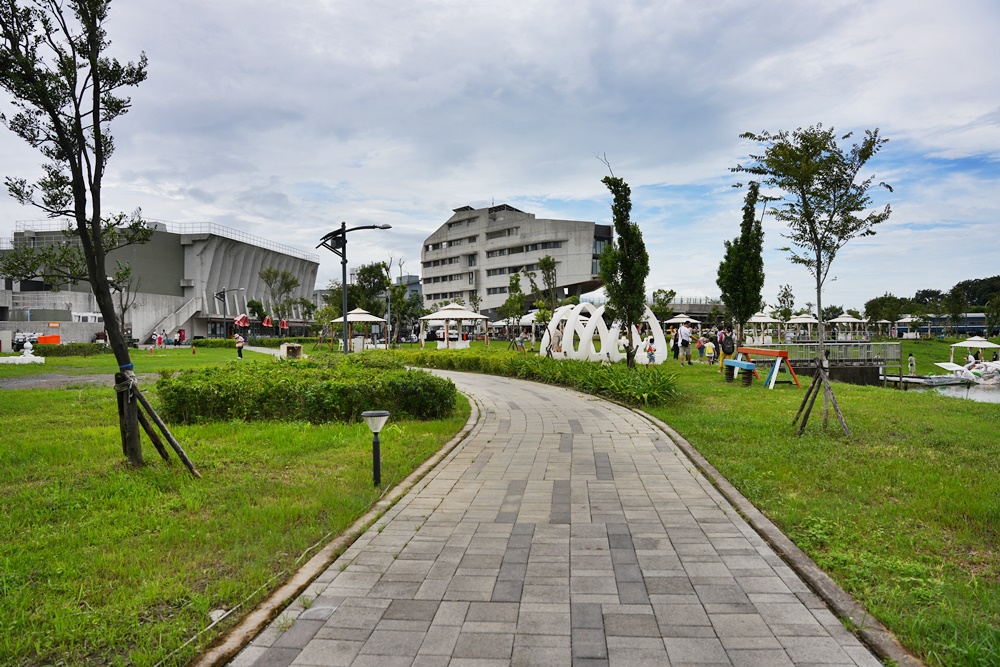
318 222 392 354
214 287 245 339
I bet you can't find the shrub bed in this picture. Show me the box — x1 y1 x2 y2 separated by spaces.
191 336 317 349
32 342 113 357
156 358 456 424
371 348 679 407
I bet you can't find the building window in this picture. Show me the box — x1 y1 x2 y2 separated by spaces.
487 287 508 295
467 253 477 266
448 239 463 247
486 227 519 240
486 248 508 258
594 239 608 255
486 268 507 277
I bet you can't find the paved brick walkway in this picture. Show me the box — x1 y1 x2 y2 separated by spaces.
230 370 881 667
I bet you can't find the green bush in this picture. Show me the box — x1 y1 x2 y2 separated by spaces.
32 343 113 357
389 348 678 407
191 336 318 349
155 358 456 424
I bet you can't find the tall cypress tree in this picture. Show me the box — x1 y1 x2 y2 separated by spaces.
599 174 649 368
717 181 766 343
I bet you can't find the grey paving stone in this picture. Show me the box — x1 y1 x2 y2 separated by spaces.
273 620 324 649
602 613 661 637
357 629 425 657
664 636 730 664
248 647 299 667
289 639 362 666
452 631 515 659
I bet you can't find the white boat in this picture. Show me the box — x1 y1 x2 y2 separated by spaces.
934 361 1000 385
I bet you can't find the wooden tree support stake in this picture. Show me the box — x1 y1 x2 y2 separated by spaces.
133 387 202 478
136 408 171 462
793 361 851 438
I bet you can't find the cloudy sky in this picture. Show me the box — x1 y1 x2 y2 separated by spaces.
2 0 998 312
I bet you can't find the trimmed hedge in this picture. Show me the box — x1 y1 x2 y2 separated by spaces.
370 348 679 407
155 358 456 424
191 336 317 349
32 343 113 357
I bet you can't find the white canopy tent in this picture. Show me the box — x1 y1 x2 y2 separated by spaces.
787 314 819 341
746 312 781 344
331 308 387 351
828 314 865 341
419 303 489 349
949 336 1000 363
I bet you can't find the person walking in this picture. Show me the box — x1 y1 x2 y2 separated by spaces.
907 353 916 376
679 320 694 366
235 332 244 359
671 328 680 361
717 324 736 373
705 338 716 366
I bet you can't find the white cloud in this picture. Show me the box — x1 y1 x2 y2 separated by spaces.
2 0 998 311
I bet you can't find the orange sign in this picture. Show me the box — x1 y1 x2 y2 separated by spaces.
48 322 61 328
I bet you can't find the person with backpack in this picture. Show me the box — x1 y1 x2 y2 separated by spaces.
717 324 736 373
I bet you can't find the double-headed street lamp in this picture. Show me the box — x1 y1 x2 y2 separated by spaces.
213 287 245 339
317 222 392 354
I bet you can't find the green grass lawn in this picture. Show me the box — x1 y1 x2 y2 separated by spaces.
0 346 266 379
644 356 999 667
0 363 471 666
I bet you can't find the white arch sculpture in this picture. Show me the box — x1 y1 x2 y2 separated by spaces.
539 303 668 364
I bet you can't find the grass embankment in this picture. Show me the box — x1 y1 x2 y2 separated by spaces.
0 352 470 667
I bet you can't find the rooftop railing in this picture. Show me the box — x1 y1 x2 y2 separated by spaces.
13 219 319 263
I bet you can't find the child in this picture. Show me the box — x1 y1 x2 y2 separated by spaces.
646 338 656 364
704 338 716 366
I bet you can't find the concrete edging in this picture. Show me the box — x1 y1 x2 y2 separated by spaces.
191 393 483 667
639 411 924 667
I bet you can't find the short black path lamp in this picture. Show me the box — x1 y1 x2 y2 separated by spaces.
361 410 390 486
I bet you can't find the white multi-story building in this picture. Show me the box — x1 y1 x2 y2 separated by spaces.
421 204 610 318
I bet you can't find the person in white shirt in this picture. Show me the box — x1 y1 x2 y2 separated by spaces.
678 321 694 366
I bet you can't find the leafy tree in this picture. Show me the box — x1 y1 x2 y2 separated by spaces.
259 267 300 331
953 276 1000 306
846 308 862 320
822 305 844 321
354 261 390 315
598 169 649 368
717 181 766 343
984 294 1000 338
1 0 151 466
296 297 316 319
649 288 676 324
912 288 944 306
773 284 795 323
537 255 559 314
864 292 902 333
247 299 267 321
733 124 892 355
942 285 968 334
497 272 525 342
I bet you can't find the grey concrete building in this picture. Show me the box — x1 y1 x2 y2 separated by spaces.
421 204 610 318
2 220 318 344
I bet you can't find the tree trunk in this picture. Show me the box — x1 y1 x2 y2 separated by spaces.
94 271 143 466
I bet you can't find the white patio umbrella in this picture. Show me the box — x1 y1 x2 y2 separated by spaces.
419 303 489 349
